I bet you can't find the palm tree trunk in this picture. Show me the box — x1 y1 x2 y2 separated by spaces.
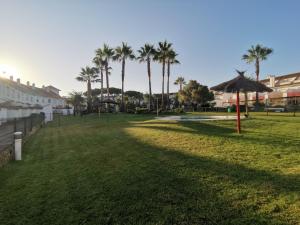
167 60 170 110
87 80 92 113
105 63 110 97
147 58 152 110
121 58 125 112
161 59 165 110
255 58 260 110
244 91 249 116
100 69 104 101
179 82 182 92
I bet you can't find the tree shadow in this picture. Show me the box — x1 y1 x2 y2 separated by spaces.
1 116 299 225
131 120 300 152
82 126 300 225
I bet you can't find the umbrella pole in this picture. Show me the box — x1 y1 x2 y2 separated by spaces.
236 91 241 133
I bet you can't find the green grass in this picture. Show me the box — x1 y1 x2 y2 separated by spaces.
0 113 299 225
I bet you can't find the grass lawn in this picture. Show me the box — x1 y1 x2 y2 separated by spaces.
0 113 299 225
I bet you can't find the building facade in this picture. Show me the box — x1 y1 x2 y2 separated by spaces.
0 76 65 121
213 72 300 108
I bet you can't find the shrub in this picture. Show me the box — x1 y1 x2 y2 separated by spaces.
135 107 149 114
172 108 185 113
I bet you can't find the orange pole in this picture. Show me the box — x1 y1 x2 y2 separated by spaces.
236 91 241 133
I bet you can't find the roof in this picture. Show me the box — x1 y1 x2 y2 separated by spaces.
210 71 273 93
0 77 62 99
46 85 61 91
260 72 300 83
0 101 43 109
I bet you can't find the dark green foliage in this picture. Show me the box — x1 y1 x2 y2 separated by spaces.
135 107 149 114
179 80 214 106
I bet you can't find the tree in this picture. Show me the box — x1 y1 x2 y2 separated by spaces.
75 66 99 113
113 42 135 112
178 80 214 110
242 44 273 109
156 40 173 110
102 44 115 98
174 76 186 91
68 91 84 115
125 90 144 106
93 48 105 104
137 44 156 110
68 91 84 116
166 49 180 109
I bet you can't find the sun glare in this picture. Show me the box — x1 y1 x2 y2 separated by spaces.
0 64 21 78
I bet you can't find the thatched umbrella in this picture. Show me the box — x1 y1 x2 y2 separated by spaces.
210 70 273 133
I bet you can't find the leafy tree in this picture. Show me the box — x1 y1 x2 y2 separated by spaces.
102 44 115 97
125 90 144 106
156 40 173 110
137 44 156 110
242 44 273 108
178 80 214 109
75 66 99 112
68 91 85 115
113 42 135 112
174 76 186 91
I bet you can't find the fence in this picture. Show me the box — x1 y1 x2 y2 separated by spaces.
0 113 45 165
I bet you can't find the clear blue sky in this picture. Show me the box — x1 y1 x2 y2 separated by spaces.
1 0 300 95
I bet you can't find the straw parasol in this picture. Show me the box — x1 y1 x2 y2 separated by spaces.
210 70 273 133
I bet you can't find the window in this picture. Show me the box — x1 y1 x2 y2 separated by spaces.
48 99 51 103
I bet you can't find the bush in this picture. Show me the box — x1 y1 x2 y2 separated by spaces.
135 107 150 114
172 108 185 113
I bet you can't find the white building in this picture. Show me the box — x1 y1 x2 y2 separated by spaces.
0 75 65 121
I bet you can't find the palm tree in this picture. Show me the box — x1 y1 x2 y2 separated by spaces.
68 91 84 115
166 49 180 109
174 76 186 91
137 44 156 110
93 48 105 103
102 44 115 98
75 66 99 113
156 40 173 110
113 42 135 112
242 44 273 109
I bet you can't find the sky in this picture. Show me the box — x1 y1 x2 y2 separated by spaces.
1 0 300 96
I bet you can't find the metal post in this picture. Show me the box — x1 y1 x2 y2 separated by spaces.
236 91 241 133
23 118 27 136
157 98 159 117
14 118 17 132
14 132 22 160
30 115 33 132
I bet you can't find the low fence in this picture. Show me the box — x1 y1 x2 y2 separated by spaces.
0 113 45 166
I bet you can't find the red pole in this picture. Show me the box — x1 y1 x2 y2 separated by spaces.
236 91 241 133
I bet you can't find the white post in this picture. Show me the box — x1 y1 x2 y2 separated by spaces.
14 132 22 160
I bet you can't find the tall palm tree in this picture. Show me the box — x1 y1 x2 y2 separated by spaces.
93 48 105 104
166 49 180 109
156 40 173 110
75 66 99 113
242 44 273 108
137 44 156 110
102 44 115 98
174 76 186 91
113 42 135 112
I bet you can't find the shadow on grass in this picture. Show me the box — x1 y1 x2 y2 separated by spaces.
0 115 299 225
132 120 300 152
87 126 300 225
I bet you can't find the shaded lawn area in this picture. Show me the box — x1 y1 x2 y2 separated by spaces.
0 113 299 225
